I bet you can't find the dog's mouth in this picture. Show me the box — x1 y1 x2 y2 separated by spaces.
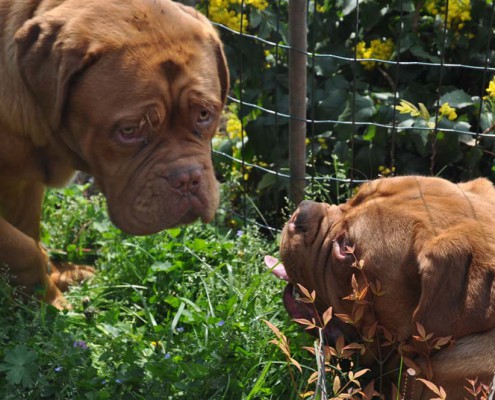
265 255 349 344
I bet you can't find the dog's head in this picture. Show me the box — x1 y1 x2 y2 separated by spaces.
15 0 229 234
279 176 495 342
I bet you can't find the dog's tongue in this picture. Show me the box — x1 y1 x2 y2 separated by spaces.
264 255 289 281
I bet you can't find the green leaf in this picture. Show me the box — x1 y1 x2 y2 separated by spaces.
354 95 376 121
340 0 360 16
440 90 474 108
257 173 277 191
151 262 175 273
0 345 38 388
480 111 493 131
339 95 375 122
362 125 376 141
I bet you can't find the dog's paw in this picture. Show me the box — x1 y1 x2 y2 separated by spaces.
48 261 96 292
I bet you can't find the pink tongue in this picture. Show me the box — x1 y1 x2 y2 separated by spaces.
264 255 289 281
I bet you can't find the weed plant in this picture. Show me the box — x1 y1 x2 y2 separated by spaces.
0 183 314 399
2 183 492 399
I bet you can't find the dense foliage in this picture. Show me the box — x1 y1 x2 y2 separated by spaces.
0 185 313 399
200 0 495 226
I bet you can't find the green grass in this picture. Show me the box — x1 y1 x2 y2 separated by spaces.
0 183 316 399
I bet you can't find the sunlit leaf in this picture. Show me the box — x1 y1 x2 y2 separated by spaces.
417 378 446 398
292 318 314 327
289 357 302 373
333 375 341 393
322 307 333 327
262 319 282 339
418 102 430 120
297 284 313 302
335 313 354 324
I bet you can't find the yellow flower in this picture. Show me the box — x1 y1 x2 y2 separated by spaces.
226 115 244 140
486 78 495 99
317 137 328 150
395 100 420 117
355 38 394 70
439 103 457 120
378 165 396 177
246 0 268 11
316 4 327 13
207 0 267 32
424 0 471 31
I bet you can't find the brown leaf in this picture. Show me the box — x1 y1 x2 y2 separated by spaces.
343 293 357 301
353 304 365 323
351 274 359 292
398 343 416 354
362 380 379 399
333 375 341 394
289 357 302 373
326 346 337 357
351 368 370 380
322 306 333 327
292 318 314 327
296 297 314 304
297 284 313 301
343 342 364 351
416 322 426 337
335 313 354 324
433 336 453 349
417 378 446 398
262 319 282 339
380 325 395 344
307 371 319 384
357 285 369 302
363 321 378 339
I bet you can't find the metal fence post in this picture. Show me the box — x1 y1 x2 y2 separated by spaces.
288 0 307 206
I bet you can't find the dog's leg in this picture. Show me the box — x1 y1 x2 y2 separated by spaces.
410 330 495 399
48 261 95 292
0 181 68 308
0 218 68 308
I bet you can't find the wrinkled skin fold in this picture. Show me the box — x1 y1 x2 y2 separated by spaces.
0 0 229 308
278 176 495 399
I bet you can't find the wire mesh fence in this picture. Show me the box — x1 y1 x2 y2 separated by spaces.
188 0 495 232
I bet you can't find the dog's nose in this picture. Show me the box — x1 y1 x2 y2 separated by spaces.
289 200 321 232
168 167 203 194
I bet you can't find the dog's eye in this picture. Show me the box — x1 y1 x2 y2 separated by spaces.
116 117 149 145
197 109 211 124
199 110 209 120
120 126 138 137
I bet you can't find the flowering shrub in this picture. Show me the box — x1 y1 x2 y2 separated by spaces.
205 0 268 32
355 38 395 70
424 0 472 31
194 0 495 225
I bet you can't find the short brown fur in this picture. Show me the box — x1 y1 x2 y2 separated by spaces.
280 176 495 399
0 0 229 308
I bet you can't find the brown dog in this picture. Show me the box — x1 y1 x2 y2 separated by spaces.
278 176 495 399
0 0 229 308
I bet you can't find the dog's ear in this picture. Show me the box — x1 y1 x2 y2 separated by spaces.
15 17 100 131
413 222 493 338
175 3 229 105
213 39 229 106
